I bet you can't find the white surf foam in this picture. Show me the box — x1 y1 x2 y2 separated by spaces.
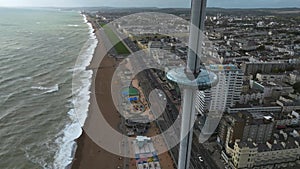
53 109 82 169
67 24 79 27
53 13 98 169
31 84 59 94
83 14 88 24
70 15 97 125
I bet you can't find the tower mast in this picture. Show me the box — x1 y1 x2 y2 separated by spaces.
167 1 213 169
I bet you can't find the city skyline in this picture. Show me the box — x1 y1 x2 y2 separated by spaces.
0 0 300 8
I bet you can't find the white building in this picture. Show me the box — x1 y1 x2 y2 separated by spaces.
196 64 243 114
133 136 161 169
252 81 294 99
229 138 300 169
289 71 300 84
256 73 287 82
239 90 264 104
276 96 300 113
275 108 300 127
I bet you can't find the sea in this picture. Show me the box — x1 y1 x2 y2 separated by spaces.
0 8 96 169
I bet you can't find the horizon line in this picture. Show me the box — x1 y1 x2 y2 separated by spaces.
0 5 300 10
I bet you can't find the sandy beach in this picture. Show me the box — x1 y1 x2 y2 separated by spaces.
71 17 125 169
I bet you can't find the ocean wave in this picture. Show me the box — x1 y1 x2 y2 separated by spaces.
0 76 33 90
31 71 50 79
53 13 98 169
16 76 33 82
31 84 59 94
0 94 21 120
53 109 82 169
67 66 84 72
71 15 97 125
67 24 79 27
23 145 49 169
82 14 88 24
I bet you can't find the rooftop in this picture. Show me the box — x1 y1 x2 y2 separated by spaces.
209 64 242 72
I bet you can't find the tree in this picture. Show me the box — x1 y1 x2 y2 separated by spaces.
257 45 266 51
293 82 300 93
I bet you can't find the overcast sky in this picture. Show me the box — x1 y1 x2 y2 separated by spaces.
0 0 299 8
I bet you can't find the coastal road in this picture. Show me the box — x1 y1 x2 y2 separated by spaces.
122 38 221 169
98 22 220 169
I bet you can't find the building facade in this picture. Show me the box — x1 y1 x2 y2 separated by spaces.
256 73 287 82
195 64 243 114
239 90 264 104
218 112 274 146
229 139 300 169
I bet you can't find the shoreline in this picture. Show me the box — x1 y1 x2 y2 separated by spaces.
71 15 125 169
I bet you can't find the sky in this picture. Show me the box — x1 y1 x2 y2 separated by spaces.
0 0 299 8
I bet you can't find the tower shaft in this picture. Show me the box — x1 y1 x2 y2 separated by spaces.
187 0 207 74
178 0 207 169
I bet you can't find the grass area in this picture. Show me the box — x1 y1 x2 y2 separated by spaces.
99 23 131 55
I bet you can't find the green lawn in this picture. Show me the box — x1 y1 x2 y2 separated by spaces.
99 23 131 55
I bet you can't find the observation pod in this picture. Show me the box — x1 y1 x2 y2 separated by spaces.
166 67 218 90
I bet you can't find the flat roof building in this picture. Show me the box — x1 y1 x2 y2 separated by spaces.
230 137 300 169
133 136 161 169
